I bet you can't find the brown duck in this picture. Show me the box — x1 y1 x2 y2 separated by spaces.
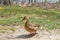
22 16 40 35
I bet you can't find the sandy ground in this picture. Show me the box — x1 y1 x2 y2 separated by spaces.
0 26 60 40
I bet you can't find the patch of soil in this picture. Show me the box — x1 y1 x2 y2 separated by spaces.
0 26 60 40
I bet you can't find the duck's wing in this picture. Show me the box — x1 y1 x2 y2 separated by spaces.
28 24 39 30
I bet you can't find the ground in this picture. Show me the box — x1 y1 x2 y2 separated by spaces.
0 6 60 40
0 26 60 40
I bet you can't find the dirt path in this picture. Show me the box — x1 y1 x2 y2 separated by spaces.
0 26 60 40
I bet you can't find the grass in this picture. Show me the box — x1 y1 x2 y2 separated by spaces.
0 6 60 30
0 26 15 33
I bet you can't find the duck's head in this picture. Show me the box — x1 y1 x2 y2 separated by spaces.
22 16 29 21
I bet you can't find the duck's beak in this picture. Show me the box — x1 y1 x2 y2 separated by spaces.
22 18 23 21
22 18 24 21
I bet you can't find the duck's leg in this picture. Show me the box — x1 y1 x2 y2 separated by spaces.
30 32 36 35
30 32 33 35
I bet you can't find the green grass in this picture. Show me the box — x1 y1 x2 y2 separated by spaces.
0 6 60 30
0 27 15 33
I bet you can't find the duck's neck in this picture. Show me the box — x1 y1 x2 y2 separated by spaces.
25 19 30 25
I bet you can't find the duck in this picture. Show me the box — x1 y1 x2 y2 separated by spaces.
22 16 40 35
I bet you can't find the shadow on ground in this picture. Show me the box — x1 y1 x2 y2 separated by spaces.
8 34 36 39
15 34 36 39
